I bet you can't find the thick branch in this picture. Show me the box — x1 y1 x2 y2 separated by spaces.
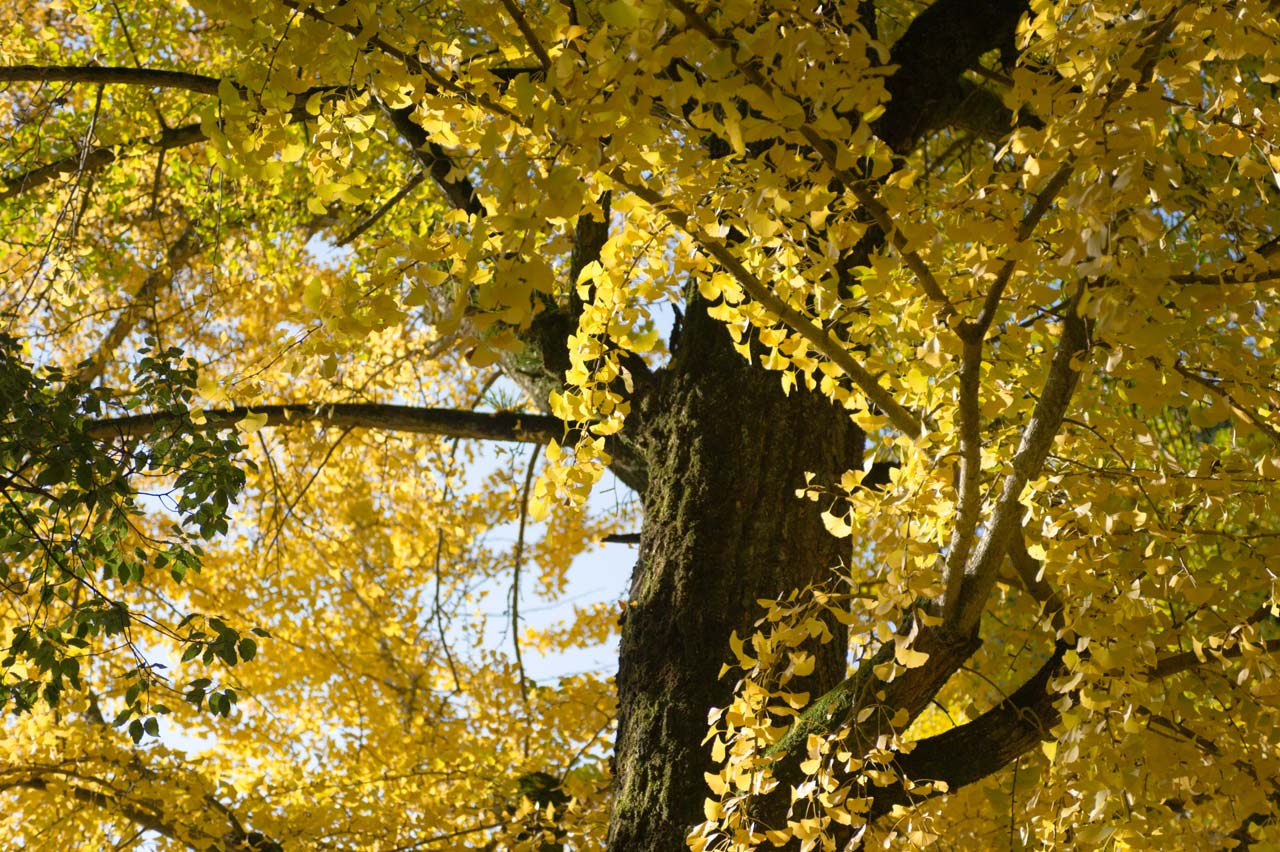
379 103 485 217
873 0 1029 152
0 64 221 93
868 642 1068 821
86 403 563 444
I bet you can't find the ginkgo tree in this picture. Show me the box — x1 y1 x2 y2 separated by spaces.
3 0 1280 849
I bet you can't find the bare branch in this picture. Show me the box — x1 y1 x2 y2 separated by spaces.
511 443 541 704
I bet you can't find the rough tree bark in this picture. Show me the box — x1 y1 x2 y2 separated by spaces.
607 297 862 851
604 2 1038 849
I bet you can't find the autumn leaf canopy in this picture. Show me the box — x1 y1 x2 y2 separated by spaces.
3 0 1280 849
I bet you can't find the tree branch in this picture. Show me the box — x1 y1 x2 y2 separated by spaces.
0 64 220 93
86 403 562 444
498 0 552 72
872 0 1029 153
1143 637 1280 681
1008 525 1066 634
942 336 984 611
614 170 928 438
946 297 1090 635
378 103 485 217
77 223 201 384
867 641 1068 822
3 772 209 849
1 121 205 201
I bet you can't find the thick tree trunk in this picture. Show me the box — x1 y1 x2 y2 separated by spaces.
607 302 863 851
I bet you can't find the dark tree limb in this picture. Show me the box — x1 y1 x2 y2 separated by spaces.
0 64 221 93
86 403 562 444
873 0 1030 153
865 641 1069 822
1 121 205 200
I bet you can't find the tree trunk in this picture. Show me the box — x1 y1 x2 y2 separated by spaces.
607 300 863 851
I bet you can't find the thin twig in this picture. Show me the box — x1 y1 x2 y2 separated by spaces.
510 443 541 704
336 171 427 246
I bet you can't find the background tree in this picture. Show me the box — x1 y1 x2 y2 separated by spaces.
3 0 1280 850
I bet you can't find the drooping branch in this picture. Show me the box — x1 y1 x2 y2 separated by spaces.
86 403 562 444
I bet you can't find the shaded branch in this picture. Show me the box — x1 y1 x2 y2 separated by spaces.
867 642 1068 822
498 0 552 72
0 77 354 201
376 103 651 491
0 64 220 94
379 103 485 217
1 121 205 201
668 0 954 318
872 0 1029 153
1143 637 1280 681
1007 525 1066 634
1173 360 1280 448
86 403 562 443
